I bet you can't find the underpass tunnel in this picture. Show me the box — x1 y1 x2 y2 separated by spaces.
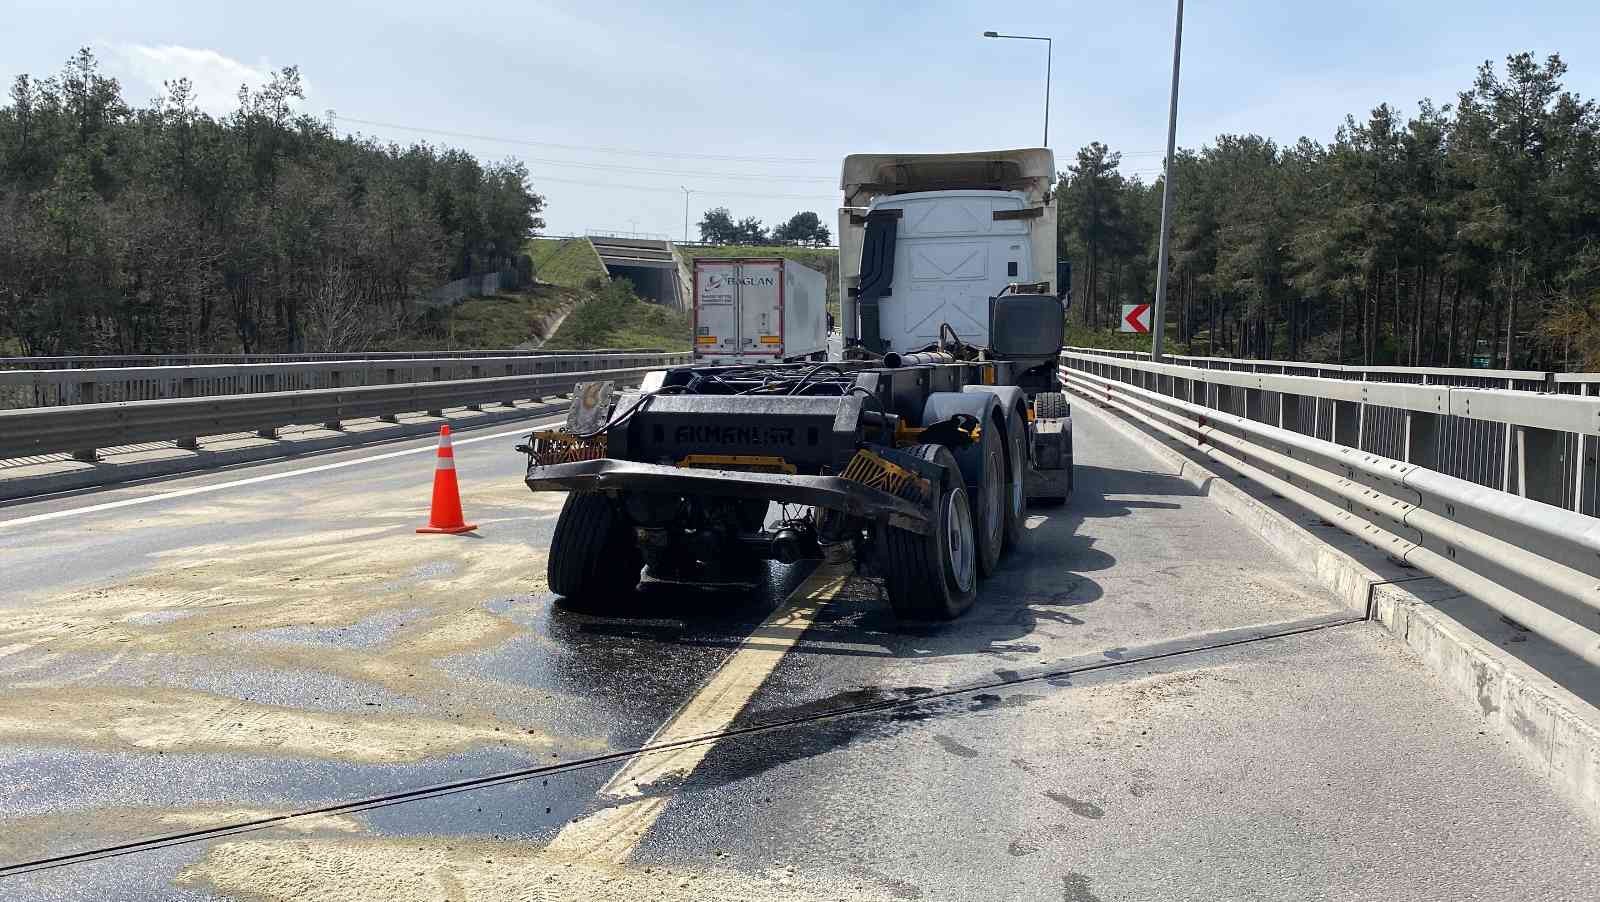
607 263 679 309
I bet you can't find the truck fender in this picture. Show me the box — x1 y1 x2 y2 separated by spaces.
962 385 1028 472
921 392 1006 492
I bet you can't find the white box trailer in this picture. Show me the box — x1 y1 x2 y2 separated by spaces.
693 258 828 365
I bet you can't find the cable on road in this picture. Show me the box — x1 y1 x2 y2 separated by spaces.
0 611 1363 879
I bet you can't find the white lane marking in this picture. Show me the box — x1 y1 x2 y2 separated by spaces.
0 419 562 531
542 564 850 864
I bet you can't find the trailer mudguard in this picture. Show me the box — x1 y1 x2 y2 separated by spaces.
922 391 1008 492
961 383 1029 473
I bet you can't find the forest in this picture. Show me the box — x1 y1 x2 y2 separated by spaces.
1057 52 1600 370
0 49 542 355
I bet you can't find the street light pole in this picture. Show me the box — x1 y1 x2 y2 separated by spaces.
680 186 691 243
982 31 1052 146
1151 0 1184 362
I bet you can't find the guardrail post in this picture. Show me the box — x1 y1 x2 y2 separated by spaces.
1516 425 1565 506
1331 400 1360 447
1404 412 1442 470
1580 384 1597 516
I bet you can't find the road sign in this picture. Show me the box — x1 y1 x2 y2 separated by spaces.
1121 303 1152 334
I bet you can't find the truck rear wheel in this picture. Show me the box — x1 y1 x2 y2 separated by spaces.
1002 410 1027 550
971 418 1006 577
881 444 978 620
1034 391 1069 419
549 492 642 605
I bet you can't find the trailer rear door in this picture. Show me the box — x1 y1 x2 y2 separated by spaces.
737 261 783 359
694 262 740 360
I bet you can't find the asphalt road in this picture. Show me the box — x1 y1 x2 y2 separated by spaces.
1 402 1597 900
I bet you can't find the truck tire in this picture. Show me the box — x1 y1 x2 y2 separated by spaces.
1035 391 1069 419
1002 409 1028 550
1030 392 1072 507
881 444 978 620
549 492 642 604
971 417 1006 577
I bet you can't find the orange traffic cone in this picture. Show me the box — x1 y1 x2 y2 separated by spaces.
417 425 478 534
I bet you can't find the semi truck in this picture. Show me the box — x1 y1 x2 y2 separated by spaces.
520 148 1072 620
692 258 828 365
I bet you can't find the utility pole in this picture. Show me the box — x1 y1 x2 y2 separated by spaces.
1151 0 1184 362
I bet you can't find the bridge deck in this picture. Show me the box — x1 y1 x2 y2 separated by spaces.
1 403 1596 899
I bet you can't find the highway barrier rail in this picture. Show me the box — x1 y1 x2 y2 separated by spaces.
0 348 666 370
0 352 679 410
0 354 689 462
1060 348 1600 669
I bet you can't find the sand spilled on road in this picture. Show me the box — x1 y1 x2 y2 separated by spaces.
0 517 563 759
178 837 910 902
0 687 555 762
0 804 363 862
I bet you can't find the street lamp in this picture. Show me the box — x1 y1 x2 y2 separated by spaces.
982 30 1051 147
1150 0 1184 361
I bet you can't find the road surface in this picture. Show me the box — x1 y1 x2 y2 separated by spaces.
1 402 1597 900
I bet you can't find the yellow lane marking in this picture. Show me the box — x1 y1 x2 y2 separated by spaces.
543 564 850 864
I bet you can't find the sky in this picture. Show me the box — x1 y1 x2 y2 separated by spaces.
5 0 1599 239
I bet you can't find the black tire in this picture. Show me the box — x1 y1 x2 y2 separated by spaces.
969 417 1006 577
1002 408 1028 550
881 444 978 620
549 492 641 604
1031 392 1071 507
1035 391 1069 419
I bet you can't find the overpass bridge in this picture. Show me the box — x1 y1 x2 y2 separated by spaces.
0 349 1597 900
586 235 689 310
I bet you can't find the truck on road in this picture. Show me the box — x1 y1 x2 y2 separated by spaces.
692 258 828 365
521 148 1072 620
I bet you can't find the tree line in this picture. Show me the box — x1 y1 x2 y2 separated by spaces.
1058 52 1600 370
0 49 544 355
697 207 832 246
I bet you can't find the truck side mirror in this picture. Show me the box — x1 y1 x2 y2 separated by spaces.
1056 262 1072 302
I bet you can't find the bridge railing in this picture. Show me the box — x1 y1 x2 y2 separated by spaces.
0 348 667 371
0 352 678 410
1064 347 1600 512
1059 349 1600 669
0 353 689 463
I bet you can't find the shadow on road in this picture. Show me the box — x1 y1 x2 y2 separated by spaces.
560 464 1197 664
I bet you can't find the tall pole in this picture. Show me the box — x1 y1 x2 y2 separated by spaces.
1151 0 1184 362
983 32 1051 147
1043 38 1051 147
680 186 690 243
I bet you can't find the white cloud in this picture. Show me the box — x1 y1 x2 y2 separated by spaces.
100 43 304 117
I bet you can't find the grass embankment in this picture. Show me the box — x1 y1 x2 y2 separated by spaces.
526 238 609 289
675 244 839 319
542 278 691 351
389 285 573 351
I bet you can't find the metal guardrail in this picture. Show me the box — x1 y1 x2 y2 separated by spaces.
0 348 668 371
0 354 689 461
0 352 678 410
1064 347 1600 513
1059 349 1600 668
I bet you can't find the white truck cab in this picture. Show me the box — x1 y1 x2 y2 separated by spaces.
838 149 1059 354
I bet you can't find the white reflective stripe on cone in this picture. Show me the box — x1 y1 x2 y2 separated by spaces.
435 459 455 470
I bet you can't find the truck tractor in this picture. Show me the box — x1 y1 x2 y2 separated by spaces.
520 149 1073 620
